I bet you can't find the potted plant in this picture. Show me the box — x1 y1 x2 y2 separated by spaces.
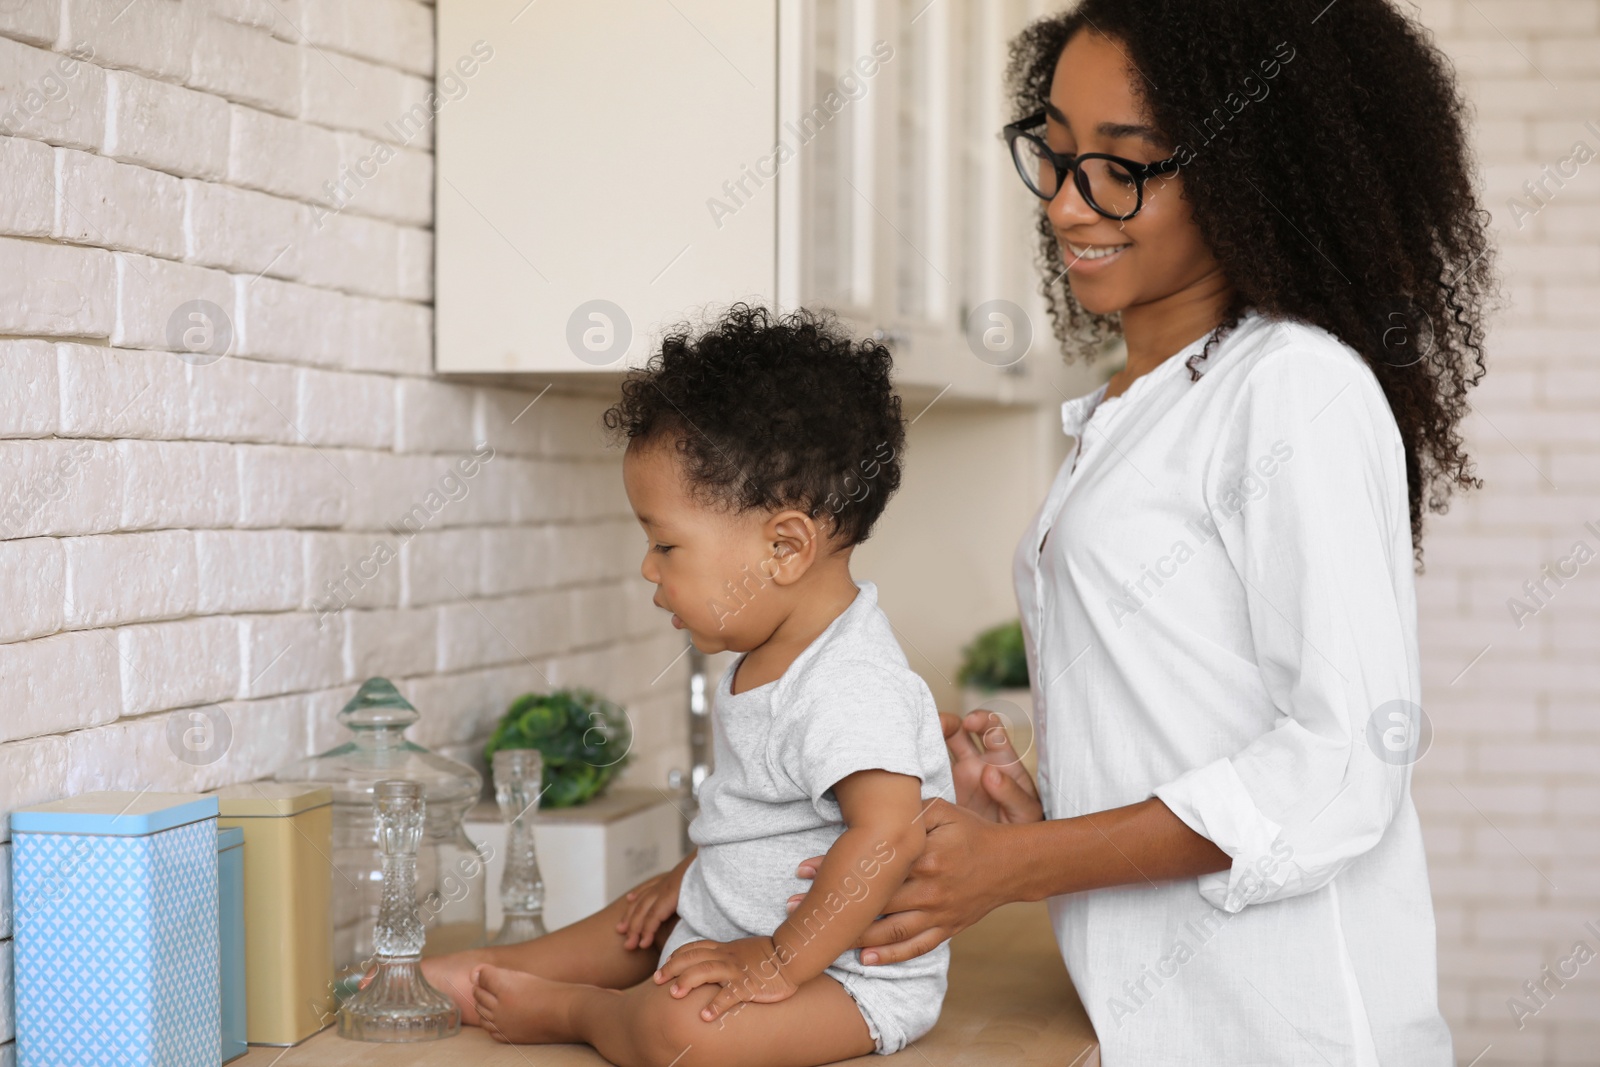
956 620 1036 775
483 689 632 808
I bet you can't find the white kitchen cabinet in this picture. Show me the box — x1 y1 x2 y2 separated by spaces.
787 0 1032 401
435 0 777 374
437 0 1069 403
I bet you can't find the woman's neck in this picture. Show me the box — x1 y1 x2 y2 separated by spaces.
1106 270 1234 397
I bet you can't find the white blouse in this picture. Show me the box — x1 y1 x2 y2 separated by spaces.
1013 310 1453 1065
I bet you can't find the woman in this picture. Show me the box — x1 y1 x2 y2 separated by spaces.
795 1 1493 1063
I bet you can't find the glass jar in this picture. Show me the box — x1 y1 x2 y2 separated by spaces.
276 678 487 993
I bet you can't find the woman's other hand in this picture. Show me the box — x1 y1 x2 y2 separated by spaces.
941 709 1044 824
788 798 1023 965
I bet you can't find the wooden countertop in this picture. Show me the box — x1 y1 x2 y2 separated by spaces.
236 902 1098 1067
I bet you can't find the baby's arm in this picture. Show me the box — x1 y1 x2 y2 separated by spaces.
655 769 926 1021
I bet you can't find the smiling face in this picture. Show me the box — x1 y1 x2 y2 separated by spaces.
1044 29 1225 317
622 439 806 655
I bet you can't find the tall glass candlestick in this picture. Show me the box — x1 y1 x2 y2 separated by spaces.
492 749 549 944
339 779 460 1042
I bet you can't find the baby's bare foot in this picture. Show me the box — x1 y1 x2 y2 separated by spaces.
421 951 490 1026
473 964 580 1045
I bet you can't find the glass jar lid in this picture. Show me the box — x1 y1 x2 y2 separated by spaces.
275 678 482 812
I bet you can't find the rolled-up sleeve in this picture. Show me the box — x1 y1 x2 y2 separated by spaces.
1152 344 1418 913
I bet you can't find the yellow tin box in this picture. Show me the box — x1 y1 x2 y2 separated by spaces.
214 783 336 1046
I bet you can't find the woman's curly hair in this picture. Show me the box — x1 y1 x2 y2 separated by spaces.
603 304 905 547
1009 0 1496 564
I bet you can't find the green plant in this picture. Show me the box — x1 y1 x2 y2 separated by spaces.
957 620 1029 691
484 689 632 808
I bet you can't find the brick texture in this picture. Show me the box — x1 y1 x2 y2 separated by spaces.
0 0 690 875
1409 3 1600 1065
25 7 1594 1059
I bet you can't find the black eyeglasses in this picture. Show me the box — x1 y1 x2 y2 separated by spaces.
1003 111 1179 220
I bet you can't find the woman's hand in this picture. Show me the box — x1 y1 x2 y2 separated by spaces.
616 851 694 950
654 936 799 1021
788 799 1024 965
942 709 1045 823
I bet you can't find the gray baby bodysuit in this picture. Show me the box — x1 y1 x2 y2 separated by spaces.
661 580 955 1055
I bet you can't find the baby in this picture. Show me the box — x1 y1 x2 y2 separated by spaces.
420 305 954 1066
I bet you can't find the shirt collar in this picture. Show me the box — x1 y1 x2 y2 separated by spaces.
1060 382 1110 437
1058 314 1264 438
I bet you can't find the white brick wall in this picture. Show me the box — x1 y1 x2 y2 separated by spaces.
1408 2 1600 1063
0 0 690 875
15 3 1592 1059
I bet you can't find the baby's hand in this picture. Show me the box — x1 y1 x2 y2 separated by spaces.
653 936 799 1021
616 855 690 950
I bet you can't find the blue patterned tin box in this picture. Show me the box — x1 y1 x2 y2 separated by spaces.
11 792 220 1067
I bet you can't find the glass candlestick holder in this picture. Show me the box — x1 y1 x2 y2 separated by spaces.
339 779 460 1042
492 749 549 944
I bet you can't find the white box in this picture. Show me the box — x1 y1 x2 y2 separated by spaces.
1 1040 13 1067
465 788 686 932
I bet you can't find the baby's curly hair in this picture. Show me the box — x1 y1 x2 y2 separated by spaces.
1009 0 1497 566
603 304 905 548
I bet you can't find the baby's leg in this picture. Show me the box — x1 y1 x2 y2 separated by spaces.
421 893 676 1025
474 965 874 1067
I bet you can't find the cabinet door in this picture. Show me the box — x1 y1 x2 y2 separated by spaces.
436 1 778 373
781 0 1062 403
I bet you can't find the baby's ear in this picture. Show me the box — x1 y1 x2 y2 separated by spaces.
765 511 822 585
